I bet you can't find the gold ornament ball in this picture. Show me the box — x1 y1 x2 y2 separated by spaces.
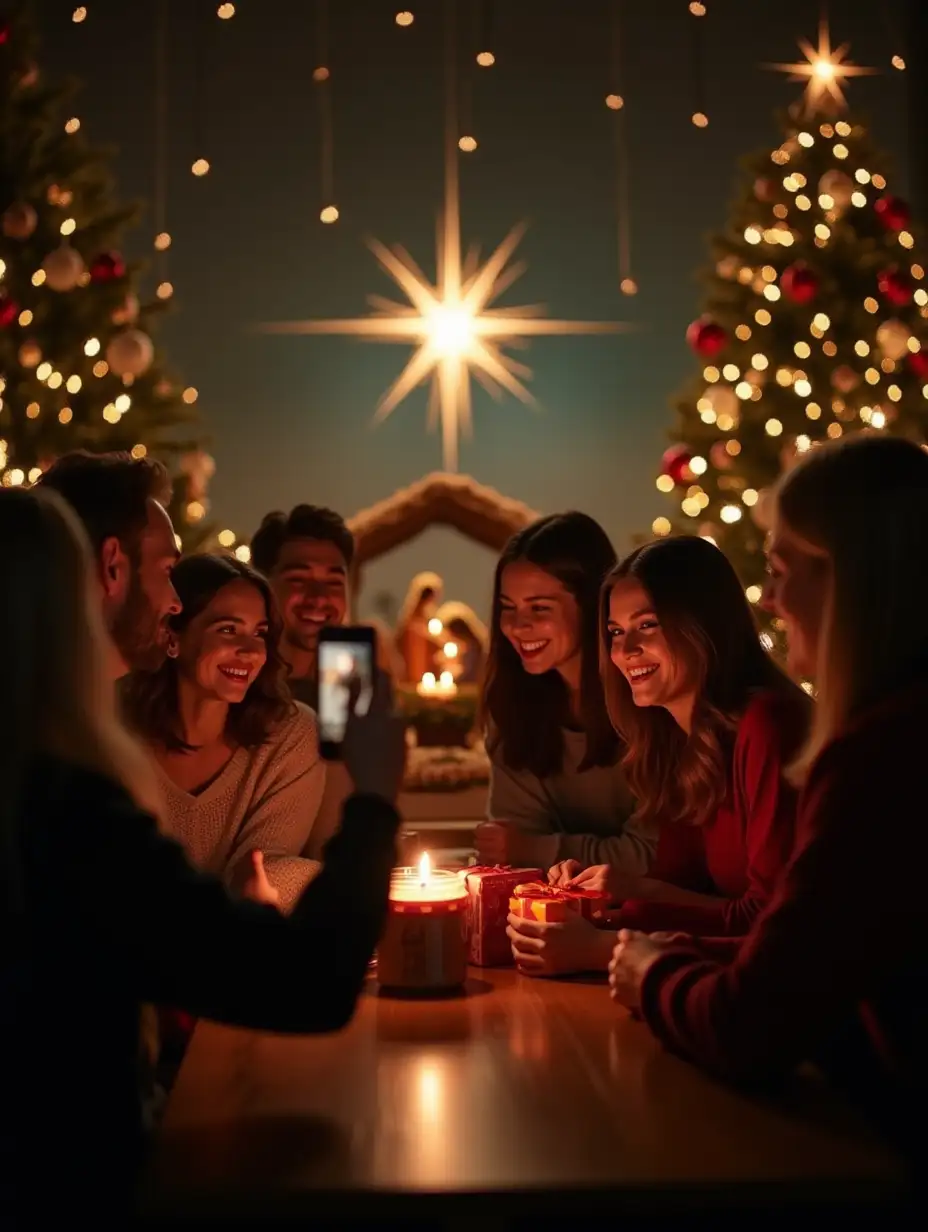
876 318 910 362
818 169 854 214
18 341 42 368
106 329 154 378
2 201 38 240
41 244 85 292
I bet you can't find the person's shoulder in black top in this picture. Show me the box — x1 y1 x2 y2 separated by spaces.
6 752 400 1224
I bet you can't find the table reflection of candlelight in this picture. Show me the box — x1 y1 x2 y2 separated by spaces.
416 670 458 698
377 853 468 993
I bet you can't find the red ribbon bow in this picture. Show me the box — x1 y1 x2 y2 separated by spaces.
512 881 608 903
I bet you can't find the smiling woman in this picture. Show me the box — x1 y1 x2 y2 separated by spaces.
477 512 656 877
122 555 327 912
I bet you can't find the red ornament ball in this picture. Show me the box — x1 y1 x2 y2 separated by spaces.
874 194 911 232
0 291 20 328
0 23 9 47
780 262 819 304
89 250 127 283
661 444 693 487
686 316 727 358
754 177 777 203
908 350 928 379
878 265 913 307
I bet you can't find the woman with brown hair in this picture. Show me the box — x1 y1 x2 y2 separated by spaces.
122 554 328 911
476 512 655 873
608 436 928 1158
508 534 808 976
0 487 405 1223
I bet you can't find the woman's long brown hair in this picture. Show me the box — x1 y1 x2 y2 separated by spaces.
122 554 293 752
601 535 804 827
481 512 620 778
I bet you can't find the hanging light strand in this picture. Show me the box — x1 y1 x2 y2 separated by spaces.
689 0 708 127
191 3 216 175
153 0 170 278
457 0 478 151
608 1 635 295
314 0 338 222
475 0 495 67
882 5 906 70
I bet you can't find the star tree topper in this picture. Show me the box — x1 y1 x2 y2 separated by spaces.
766 20 877 115
256 158 629 471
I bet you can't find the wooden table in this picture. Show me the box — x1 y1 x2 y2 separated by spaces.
141 970 907 1222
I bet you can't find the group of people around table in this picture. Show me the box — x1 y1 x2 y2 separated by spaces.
3 431 927 1223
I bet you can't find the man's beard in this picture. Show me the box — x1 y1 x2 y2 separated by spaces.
111 572 171 673
286 623 321 654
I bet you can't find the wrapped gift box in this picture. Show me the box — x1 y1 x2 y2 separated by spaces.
460 865 544 966
509 881 611 924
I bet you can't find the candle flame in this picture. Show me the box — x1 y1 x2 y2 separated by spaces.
418 851 431 886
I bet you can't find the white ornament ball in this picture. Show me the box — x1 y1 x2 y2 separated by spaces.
2 201 38 240
106 328 154 378
42 244 85 292
818 169 854 214
876 318 910 361
706 383 739 419
112 293 140 326
18 340 42 368
751 487 775 531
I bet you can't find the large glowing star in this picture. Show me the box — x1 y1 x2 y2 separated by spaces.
766 21 876 113
257 198 629 471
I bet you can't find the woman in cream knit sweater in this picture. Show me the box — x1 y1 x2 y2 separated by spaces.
123 554 332 910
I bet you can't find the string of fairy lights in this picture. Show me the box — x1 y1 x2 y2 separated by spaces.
60 1 914 543
646 23 926 635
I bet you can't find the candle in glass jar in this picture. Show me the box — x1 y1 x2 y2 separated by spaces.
377 853 468 993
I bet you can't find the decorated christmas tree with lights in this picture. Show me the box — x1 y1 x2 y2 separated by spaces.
0 2 212 545
655 27 928 650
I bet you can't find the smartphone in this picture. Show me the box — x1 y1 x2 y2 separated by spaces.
317 625 377 760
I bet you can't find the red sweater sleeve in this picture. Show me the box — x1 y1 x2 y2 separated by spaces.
614 691 806 937
636 724 911 1083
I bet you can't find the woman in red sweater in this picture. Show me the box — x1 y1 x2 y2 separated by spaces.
608 435 928 1153
508 535 809 976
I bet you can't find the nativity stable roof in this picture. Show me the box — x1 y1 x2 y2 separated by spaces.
347 472 540 567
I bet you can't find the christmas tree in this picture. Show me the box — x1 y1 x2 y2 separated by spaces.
654 33 928 654
0 2 216 548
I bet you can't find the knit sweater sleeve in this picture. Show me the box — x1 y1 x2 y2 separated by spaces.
488 741 655 874
636 729 893 1083
304 758 354 860
225 705 325 911
487 754 552 833
554 815 657 876
614 690 805 934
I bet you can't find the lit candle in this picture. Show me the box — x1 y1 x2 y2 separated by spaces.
377 854 468 993
416 671 437 696
438 670 457 696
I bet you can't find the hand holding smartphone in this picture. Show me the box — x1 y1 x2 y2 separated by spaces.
317 626 377 760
